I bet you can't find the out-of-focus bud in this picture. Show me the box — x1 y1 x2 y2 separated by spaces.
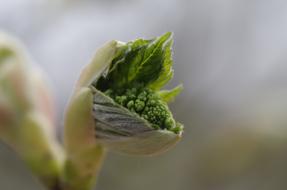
0 32 63 189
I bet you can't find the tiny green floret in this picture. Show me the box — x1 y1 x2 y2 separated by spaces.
104 87 178 132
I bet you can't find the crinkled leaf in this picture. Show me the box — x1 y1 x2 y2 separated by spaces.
95 32 174 91
133 32 172 88
148 35 174 90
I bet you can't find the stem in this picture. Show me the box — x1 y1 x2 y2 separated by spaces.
63 87 106 190
51 179 61 190
62 145 106 190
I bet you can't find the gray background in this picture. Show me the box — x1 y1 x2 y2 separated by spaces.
1 0 287 190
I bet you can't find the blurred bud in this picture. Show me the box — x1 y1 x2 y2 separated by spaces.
0 32 63 189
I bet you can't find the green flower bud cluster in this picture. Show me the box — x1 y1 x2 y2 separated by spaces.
105 87 178 132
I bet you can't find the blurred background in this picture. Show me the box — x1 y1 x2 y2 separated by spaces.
1 0 287 190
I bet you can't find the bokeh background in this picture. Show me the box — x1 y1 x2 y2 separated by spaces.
1 0 287 190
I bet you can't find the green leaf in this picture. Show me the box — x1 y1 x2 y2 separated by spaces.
95 32 174 91
133 32 172 87
148 34 174 90
158 84 183 103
